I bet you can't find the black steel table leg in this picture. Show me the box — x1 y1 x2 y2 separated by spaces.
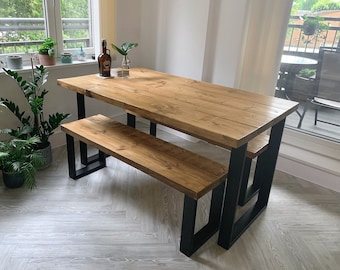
255 119 285 208
180 181 225 257
76 93 104 166
217 143 247 249
127 112 157 137
218 119 286 249
77 93 88 165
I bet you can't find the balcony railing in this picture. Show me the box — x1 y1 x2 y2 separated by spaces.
284 15 340 58
0 18 91 54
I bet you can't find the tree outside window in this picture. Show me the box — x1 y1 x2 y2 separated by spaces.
0 0 92 55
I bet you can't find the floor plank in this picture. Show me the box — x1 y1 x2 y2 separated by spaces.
0 123 339 270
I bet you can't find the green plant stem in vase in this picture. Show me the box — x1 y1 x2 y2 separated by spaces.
121 55 130 76
111 42 138 78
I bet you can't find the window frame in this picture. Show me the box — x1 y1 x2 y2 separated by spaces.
0 0 96 65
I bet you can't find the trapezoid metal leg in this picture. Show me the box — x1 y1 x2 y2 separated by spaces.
65 134 106 180
180 181 225 256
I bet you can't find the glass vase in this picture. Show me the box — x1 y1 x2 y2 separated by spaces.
121 55 130 78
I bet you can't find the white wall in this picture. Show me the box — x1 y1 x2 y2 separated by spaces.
139 0 248 84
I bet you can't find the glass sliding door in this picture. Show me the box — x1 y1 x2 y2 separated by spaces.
277 1 340 142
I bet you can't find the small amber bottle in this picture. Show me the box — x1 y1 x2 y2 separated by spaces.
98 39 111 77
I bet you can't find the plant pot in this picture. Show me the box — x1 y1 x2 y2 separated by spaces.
6 55 23 69
38 54 56 66
36 141 52 169
292 75 317 101
61 52 72 63
2 171 24 188
302 24 316 36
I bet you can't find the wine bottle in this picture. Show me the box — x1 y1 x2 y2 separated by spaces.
98 39 111 77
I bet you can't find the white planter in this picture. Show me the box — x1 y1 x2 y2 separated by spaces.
6 55 23 69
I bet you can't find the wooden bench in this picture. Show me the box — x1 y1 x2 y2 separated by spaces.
61 114 228 256
126 112 269 206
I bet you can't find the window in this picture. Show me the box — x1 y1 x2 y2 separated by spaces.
0 0 93 59
60 0 93 49
276 0 340 143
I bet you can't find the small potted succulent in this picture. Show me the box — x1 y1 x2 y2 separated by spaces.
111 42 138 77
0 135 45 189
38 37 57 66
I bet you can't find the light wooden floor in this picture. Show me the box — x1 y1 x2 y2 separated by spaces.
1 123 340 270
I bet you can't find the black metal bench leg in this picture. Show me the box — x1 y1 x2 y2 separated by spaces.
180 181 225 256
127 113 136 128
65 134 106 180
238 158 252 206
66 134 77 179
238 156 267 206
150 122 157 137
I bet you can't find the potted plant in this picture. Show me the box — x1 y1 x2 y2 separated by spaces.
292 68 317 101
38 37 57 66
111 42 138 77
297 68 316 79
1 64 70 168
0 135 45 189
301 15 329 43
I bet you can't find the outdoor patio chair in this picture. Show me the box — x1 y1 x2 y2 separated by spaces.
298 47 340 128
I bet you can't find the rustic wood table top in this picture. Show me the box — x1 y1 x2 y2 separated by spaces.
57 68 298 149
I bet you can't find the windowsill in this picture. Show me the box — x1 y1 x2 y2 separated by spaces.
0 58 97 75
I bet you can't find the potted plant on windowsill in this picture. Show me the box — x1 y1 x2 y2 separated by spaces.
38 37 57 66
0 135 45 189
111 42 138 77
1 63 70 168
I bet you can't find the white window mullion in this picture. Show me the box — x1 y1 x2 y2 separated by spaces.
44 0 62 56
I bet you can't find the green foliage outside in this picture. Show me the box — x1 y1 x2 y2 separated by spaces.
311 0 340 12
0 0 89 53
292 0 340 14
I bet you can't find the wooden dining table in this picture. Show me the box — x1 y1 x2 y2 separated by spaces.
57 67 298 250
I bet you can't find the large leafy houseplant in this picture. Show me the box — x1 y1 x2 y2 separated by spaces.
0 135 45 189
1 64 70 149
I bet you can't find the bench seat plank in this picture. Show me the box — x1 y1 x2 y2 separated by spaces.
61 114 228 200
125 111 269 159
245 133 269 159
